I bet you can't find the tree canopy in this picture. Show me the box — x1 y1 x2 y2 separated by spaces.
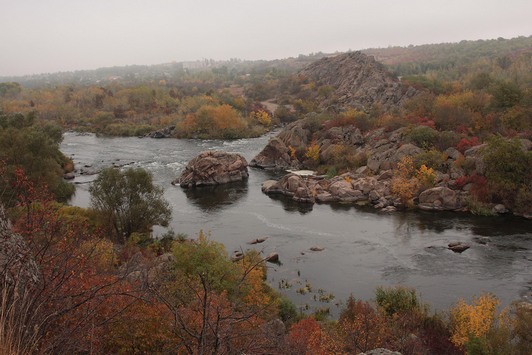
0 111 74 205
89 167 171 243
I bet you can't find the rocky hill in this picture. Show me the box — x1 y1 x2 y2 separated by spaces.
298 51 418 112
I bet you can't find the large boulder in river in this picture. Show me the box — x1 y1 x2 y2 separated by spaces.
174 151 248 187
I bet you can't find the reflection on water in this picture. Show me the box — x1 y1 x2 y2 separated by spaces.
267 195 314 214
181 181 248 213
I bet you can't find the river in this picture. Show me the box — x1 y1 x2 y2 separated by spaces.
60 132 532 315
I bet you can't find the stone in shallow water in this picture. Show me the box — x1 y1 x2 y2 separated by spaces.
248 237 268 245
265 252 279 263
448 242 471 253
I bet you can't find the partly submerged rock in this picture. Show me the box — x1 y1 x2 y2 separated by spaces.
145 125 175 138
63 172 75 180
492 204 509 214
175 151 248 188
248 237 268 245
448 242 471 253
231 250 244 262
265 252 280 263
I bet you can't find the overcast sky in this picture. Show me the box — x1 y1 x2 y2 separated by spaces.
1 0 531 76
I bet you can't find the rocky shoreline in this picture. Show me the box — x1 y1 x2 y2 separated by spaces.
261 170 465 213
250 116 531 218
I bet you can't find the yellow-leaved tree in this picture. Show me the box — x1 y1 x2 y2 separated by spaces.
391 156 419 208
251 110 272 127
450 293 500 347
416 164 436 190
305 141 320 162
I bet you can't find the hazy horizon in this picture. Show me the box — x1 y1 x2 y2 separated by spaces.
1 0 531 77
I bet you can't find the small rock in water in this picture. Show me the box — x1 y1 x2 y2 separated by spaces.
63 172 75 180
310 246 325 252
248 237 268 245
448 242 470 253
381 206 396 213
492 204 508 214
231 250 244 262
265 252 279 263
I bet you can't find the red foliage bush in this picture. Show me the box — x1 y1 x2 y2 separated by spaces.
322 115 356 130
406 115 436 129
456 136 479 153
454 173 489 201
285 318 322 354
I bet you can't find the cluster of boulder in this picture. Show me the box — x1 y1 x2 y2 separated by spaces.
251 116 531 215
261 170 461 213
175 113 531 217
252 119 464 212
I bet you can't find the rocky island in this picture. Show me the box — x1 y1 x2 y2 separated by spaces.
174 150 249 188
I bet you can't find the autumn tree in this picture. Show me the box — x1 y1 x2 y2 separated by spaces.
98 297 178 353
338 297 388 353
390 156 419 208
284 318 324 354
149 231 280 354
1 168 137 354
450 293 500 348
305 140 320 162
90 167 171 243
250 109 272 127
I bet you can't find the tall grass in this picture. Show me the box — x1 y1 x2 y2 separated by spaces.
0 278 40 355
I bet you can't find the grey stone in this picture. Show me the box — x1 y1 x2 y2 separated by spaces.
175 151 248 187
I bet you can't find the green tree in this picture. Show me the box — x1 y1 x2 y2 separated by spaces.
483 136 532 209
0 82 22 98
0 112 74 205
89 167 171 243
375 286 424 317
171 231 240 294
150 232 279 354
490 81 523 110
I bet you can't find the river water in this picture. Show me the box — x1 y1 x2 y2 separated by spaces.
61 132 532 315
